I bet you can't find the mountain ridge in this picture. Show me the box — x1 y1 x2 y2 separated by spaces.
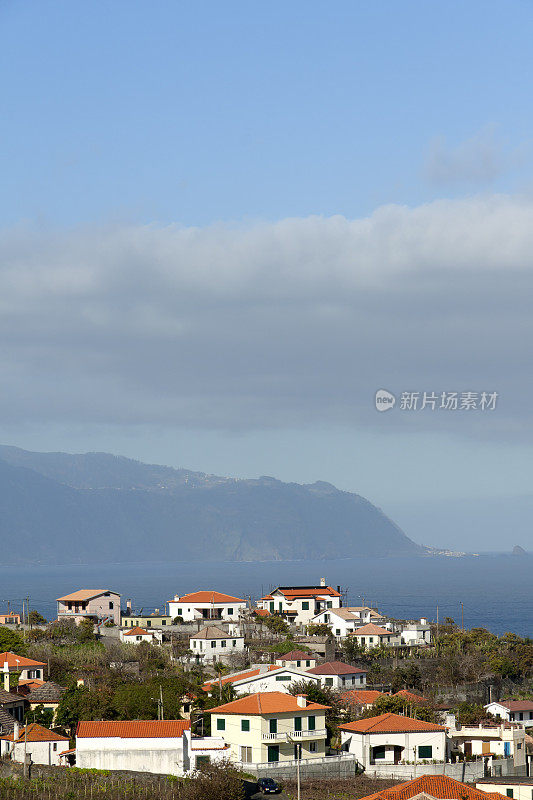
0 445 425 566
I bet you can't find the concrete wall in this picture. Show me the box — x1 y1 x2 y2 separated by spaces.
364 757 522 781
76 736 184 776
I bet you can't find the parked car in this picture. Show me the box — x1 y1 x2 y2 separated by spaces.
257 777 281 794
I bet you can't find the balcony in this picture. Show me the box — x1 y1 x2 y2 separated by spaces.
262 729 327 741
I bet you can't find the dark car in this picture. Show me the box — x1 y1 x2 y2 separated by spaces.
257 777 281 794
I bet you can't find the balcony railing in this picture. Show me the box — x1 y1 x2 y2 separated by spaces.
262 728 327 741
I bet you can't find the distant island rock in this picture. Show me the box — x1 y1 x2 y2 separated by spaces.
0 444 427 567
512 544 528 555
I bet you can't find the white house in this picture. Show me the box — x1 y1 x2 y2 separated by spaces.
119 626 163 644
446 717 526 765
257 581 341 626
189 626 245 664
484 700 533 728
57 589 121 626
400 619 432 646
168 591 246 622
0 723 69 765
1 652 46 688
209 691 329 765
339 712 446 770
306 661 367 689
274 650 317 670
476 777 533 800
311 607 387 638
182 729 229 771
76 719 191 775
202 665 321 696
348 623 401 650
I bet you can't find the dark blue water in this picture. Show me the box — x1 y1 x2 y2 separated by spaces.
0 554 531 636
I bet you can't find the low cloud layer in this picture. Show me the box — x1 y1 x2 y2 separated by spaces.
1 195 532 438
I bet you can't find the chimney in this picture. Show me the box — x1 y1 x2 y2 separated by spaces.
77 678 85 688
3 670 10 692
13 721 19 742
296 694 308 708
320 578 326 587
126 599 132 612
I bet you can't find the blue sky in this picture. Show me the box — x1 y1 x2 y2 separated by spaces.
1 0 533 550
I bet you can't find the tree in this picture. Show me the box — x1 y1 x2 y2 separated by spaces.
307 623 333 637
261 615 290 635
28 610 48 626
77 618 97 643
342 636 365 664
25 703 54 728
0 628 26 654
181 759 245 800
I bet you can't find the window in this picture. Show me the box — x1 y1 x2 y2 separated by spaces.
211 640 216 648
136 636 142 641
227 608 233 615
162 620 166 625
296 660 301 667
276 675 290 681
240 746 252 763
369 637 374 643
147 620 151 627
109 602 114 609
325 678 333 686
309 741 317 753
267 745 279 762
241 719 250 732
335 629 341 635
418 746 432 759
301 602 309 610
306 660 311 667
53 743 57 751
232 640 236 647
221 640 226 647
269 602 274 613
183 703 190 713
216 718 225 731
294 717 302 732
269 718 277 734
506 791 513 798
308 716 315 731
373 745 386 760
327 601 332 609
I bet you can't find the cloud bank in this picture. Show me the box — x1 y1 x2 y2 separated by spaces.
1 195 532 437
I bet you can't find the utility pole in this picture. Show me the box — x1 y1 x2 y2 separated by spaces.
461 602 464 631
159 685 164 721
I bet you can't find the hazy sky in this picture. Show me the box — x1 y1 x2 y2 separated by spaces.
1 0 532 551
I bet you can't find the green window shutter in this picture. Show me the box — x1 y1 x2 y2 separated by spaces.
216 718 225 731
269 718 277 734
418 745 432 758
294 716 302 731
308 715 316 731
227 608 233 615
241 719 250 732
269 602 274 612
301 602 309 610
325 678 333 686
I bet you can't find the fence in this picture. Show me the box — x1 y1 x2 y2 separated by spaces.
243 753 362 780
364 757 521 781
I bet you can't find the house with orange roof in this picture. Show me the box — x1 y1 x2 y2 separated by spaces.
306 660 368 689
119 625 163 644
1 652 46 691
393 689 431 706
167 591 246 622
339 712 446 769
348 623 401 649
209 691 329 765
56 589 121 626
339 688 385 711
0 722 69 765
0 612 21 626
274 650 317 670
357 774 509 800
201 664 321 696
256 580 341 625
310 606 387 639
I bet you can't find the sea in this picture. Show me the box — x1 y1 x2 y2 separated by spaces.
0 554 531 637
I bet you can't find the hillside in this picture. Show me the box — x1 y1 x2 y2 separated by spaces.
0 445 425 565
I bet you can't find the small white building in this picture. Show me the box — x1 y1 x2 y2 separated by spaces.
400 619 432 646
348 623 401 650
76 719 191 775
168 591 246 622
202 665 321 696
484 700 533 728
339 712 446 769
306 661 367 689
0 723 69 765
257 582 341 626
311 607 387 638
446 716 526 765
274 650 317 670
119 626 163 644
182 729 229 771
476 777 533 800
189 626 245 664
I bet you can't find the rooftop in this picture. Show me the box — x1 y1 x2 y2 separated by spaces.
358 775 507 800
191 625 240 640
173 591 245 604
276 650 313 661
340 689 384 706
0 652 46 669
122 626 151 636
339 712 445 734
1 723 69 743
307 660 366 676
350 623 394 636
492 700 533 712
394 689 431 705
209 691 330 715
57 589 116 602
27 681 67 703
77 720 191 738
269 585 341 599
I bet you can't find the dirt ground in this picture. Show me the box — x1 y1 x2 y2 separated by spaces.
281 774 399 800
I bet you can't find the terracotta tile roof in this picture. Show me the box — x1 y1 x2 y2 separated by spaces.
3 723 69 743
0 652 46 669
173 591 244 604
340 689 384 706
77 720 191 738
18 679 46 690
307 661 366 676
350 623 394 636
339 712 445 734
394 689 430 705
254 609 271 617
57 590 113 602
357 775 509 800
276 586 341 599
191 625 240 640
122 626 151 636
495 700 533 711
209 691 330 715
202 665 280 692
276 650 313 661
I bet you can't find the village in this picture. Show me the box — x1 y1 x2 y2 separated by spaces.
0 580 531 800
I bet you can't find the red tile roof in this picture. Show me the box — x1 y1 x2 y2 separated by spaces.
209 691 330 715
202 666 279 692
357 775 508 800
339 712 445 734
394 689 430 705
340 689 384 706
1 723 69 743
0 652 46 669
122 626 151 636
77 720 191 738
307 661 366 676
350 623 394 636
276 650 313 661
495 700 533 711
254 609 271 617
279 587 340 599
173 591 244 604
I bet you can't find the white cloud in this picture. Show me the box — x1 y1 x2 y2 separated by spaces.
0 195 532 436
424 127 513 187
